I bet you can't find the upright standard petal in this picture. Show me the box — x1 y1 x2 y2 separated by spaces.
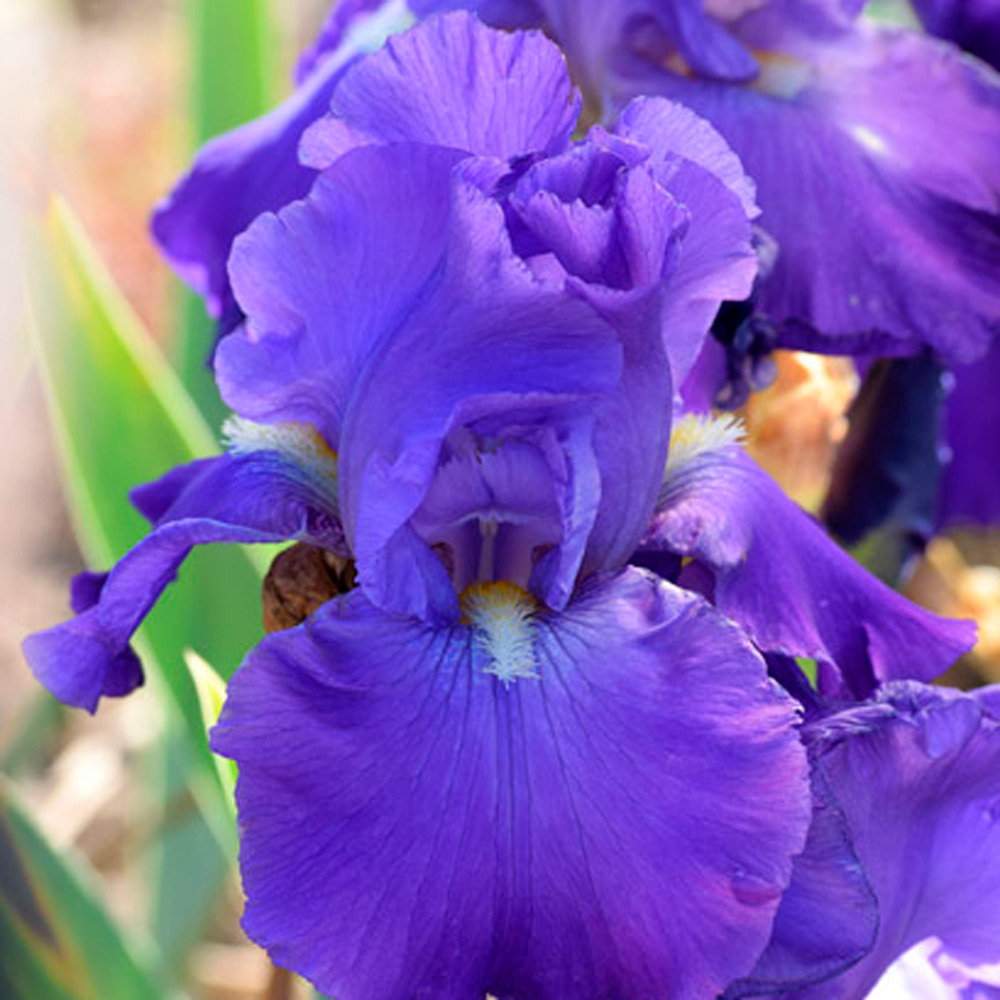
496 141 684 576
613 97 759 385
22 441 344 713
796 683 1000 999
613 25 1000 364
639 428 976 697
338 172 623 620
217 142 464 443
212 568 810 1000
300 12 580 169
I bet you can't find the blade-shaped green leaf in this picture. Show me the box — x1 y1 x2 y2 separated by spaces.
28 195 268 685
144 724 232 982
185 650 237 820
145 654 237 981
0 780 172 1000
25 198 266 973
186 0 275 143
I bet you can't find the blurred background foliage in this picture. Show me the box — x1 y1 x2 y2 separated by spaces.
0 1 997 998
3 1 329 996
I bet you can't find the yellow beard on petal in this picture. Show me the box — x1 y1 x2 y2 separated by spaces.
666 412 746 476
223 416 339 493
460 581 539 687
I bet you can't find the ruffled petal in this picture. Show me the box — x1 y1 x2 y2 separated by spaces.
212 567 810 1000
500 142 685 577
216 142 463 442
505 141 687 292
21 451 344 713
614 97 759 385
640 446 976 697
796 683 1000 999
613 26 1000 364
300 12 580 169
339 172 622 619
725 764 878 998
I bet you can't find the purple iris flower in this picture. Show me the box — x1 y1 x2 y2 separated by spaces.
410 0 1000 372
24 13 988 999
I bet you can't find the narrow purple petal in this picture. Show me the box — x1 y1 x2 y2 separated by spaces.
66 570 145 700
212 568 810 1000
640 446 976 697
22 451 345 713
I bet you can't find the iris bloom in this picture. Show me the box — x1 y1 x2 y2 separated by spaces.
406 0 1000 375
24 14 997 1000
